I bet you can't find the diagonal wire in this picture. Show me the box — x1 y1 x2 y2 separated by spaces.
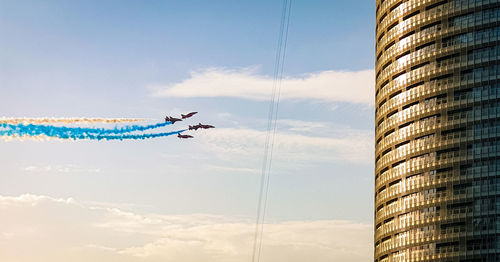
257 1 292 260
252 1 292 262
251 3 287 261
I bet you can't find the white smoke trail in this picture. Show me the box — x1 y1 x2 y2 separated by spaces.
0 134 59 142
0 117 147 125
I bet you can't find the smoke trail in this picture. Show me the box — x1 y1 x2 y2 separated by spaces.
0 117 147 125
86 130 186 141
55 130 187 141
0 129 186 141
0 134 56 142
0 121 172 136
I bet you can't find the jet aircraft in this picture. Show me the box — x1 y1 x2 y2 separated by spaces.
165 116 182 124
188 123 215 130
188 125 201 131
177 134 193 139
197 123 215 129
181 112 198 119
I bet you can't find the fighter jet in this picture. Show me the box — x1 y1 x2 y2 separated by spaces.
165 116 182 124
181 112 198 119
189 123 215 130
177 134 193 139
197 123 215 129
188 124 201 131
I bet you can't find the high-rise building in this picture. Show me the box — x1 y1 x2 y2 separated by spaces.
374 0 500 261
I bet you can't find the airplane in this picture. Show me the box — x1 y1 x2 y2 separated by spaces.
188 124 201 131
188 123 215 130
181 112 198 119
177 134 193 139
165 116 182 124
197 123 215 129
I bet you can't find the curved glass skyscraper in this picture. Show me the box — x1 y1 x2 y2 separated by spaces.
374 0 500 261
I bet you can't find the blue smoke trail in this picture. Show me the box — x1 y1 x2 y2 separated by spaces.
97 130 186 141
0 121 172 136
0 127 186 141
63 130 187 141
0 121 188 141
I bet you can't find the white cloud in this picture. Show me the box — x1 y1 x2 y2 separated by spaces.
22 164 101 173
196 127 373 165
0 194 76 206
205 165 260 174
276 119 329 132
0 194 373 262
151 67 375 105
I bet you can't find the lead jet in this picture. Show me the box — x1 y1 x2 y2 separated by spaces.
181 112 198 119
177 133 193 139
188 124 201 131
165 116 182 124
197 123 215 129
189 123 215 130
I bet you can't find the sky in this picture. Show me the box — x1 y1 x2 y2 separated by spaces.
0 1 375 261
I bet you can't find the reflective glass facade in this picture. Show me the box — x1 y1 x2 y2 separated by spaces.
375 0 500 261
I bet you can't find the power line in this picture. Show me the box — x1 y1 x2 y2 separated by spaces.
251 1 292 262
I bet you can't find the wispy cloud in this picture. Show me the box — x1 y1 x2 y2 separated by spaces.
276 119 329 132
0 194 373 262
22 164 101 174
196 127 373 165
204 164 260 175
151 67 375 105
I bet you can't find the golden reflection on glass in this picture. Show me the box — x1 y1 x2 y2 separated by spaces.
375 2 500 261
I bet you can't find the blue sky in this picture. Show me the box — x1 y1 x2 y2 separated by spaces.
0 1 375 261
